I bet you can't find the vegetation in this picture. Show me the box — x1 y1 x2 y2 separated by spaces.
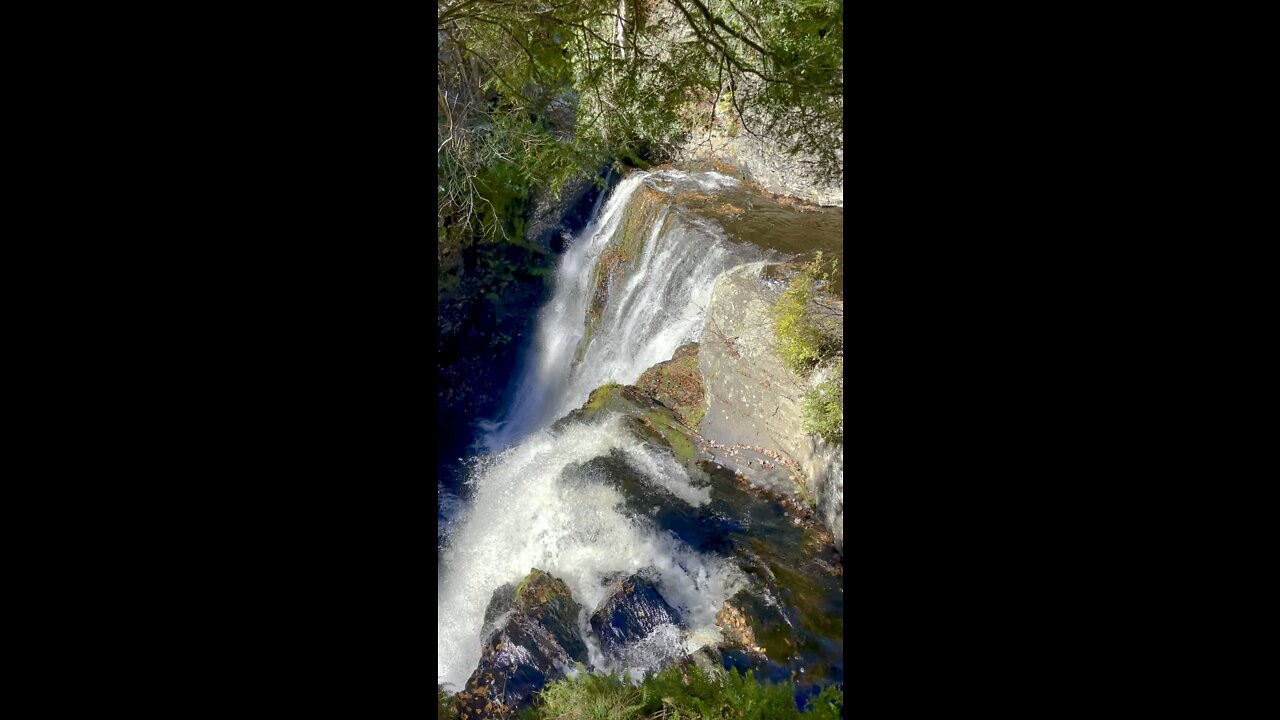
770 252 842 442
525 665 842 719
801 358 842 443
439 686 460 719
438 0 843 255
770 252 840 375
584 383 624 412
436 664 841 719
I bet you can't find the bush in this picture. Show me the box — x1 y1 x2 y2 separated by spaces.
770 253 841 377
772 253 843 442
802 359 843 443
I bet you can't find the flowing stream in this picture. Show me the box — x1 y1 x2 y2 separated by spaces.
438 170 778 691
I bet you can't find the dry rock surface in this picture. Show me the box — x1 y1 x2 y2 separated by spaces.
699 262 844 553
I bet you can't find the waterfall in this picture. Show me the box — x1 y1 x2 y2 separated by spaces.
481 169 758 451
439 169 762 691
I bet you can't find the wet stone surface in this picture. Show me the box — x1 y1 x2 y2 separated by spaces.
589 569 684 660
554 382 843 700
460 569 588 716
699 262 844 554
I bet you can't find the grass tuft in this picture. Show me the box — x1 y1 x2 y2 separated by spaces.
522 664 841 719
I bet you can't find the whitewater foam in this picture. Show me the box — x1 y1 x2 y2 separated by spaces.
438 417 740 690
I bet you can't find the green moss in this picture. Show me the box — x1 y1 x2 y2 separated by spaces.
583 383 623 412
685 404 706 431
513 569 541 602
642 409 696 463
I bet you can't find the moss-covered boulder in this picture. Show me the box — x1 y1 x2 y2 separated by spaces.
458 569 588 717
553 381 703 470
540 349 842 693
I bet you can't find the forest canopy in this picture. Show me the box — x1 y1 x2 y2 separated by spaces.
438 0 843 249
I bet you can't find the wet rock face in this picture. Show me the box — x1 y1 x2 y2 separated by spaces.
524 168 610 254
547 373 844 697
589 570 683 660
460 569 588 716
577 184 672 363
437 239 555 480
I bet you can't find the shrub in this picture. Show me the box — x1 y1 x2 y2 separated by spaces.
802 359 843 443
770 253 841 377
772 253 843 442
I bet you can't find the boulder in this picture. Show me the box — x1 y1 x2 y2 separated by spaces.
634 342 706 429
547 369 844 692
589 570 683 660
458 569 588 716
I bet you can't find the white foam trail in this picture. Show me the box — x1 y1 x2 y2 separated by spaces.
437 417 739 690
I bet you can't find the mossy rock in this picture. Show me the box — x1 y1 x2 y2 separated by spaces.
461 569 588 716
635 342 706 430
556 352 708 473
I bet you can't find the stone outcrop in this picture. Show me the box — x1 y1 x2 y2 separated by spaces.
550 367 844 688
698 262 843 553
524 168 608 255
634 342 705 429
459 569 588 716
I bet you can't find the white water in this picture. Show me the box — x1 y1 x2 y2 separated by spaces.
437 417 743 690
439 170 760 690
481 169 758 452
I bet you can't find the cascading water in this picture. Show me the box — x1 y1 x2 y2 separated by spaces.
437 417 741 690
482 169 757 451
438 169 770 692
